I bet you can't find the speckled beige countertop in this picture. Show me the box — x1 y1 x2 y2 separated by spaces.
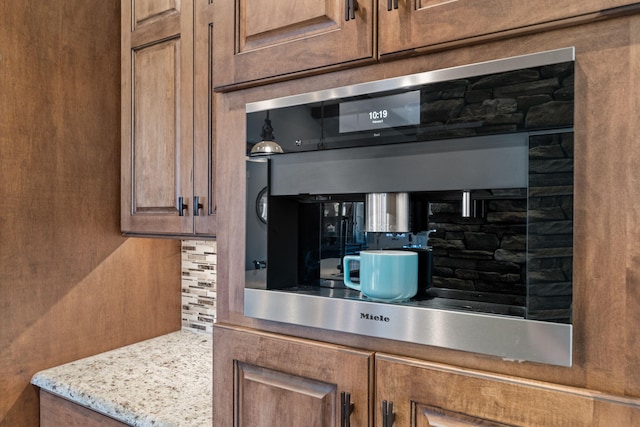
31 330 212 426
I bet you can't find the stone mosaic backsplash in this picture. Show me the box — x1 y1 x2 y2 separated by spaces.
181 240 216 334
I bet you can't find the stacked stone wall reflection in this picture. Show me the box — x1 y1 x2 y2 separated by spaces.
527 132 573 323
427 132 573 323
428 193 528 316
417 62 574 140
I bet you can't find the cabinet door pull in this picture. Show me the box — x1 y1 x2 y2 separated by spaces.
345 0 358 21
178 196 188 216
382 400 395 427
340 391 354 427
387 0 399 11
193 196 203 216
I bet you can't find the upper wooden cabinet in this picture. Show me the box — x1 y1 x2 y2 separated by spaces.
378 0 640 59
121 0 216 236
212 0 639 89
212 0 376 90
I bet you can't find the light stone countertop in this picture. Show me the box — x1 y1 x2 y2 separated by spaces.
31 330 212 426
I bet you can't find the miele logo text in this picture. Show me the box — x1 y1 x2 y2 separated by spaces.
360 313 390 322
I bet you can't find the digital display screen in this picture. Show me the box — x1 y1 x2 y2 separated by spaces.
339 90 420 133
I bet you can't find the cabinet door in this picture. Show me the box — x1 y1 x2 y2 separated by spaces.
194 0 217 235
212 0 375 90
378 0 638 59
213 325 373 426
375 353 640 426
121 0 194 235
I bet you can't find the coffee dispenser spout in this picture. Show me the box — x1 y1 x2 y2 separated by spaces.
365 192 410 233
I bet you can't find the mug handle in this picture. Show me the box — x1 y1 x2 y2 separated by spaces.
343 255 360 291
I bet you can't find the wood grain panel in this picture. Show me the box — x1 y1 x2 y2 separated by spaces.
624 13 640 399
235 362 336 427
213 324 373 426
379 0 640 58
241 0 338 51
0 2 181 425
121 0 195 235
415 405 512 427
194 0 218 235
40 392 128 427
212 0 375 89
244 0 328 35
132 39 180 212
376 353 640 426
133 0 180 29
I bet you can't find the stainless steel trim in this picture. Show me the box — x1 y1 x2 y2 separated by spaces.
244 288 573 367
246 47 575 113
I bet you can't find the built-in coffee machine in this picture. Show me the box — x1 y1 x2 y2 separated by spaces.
259 134 528 301
245 48 575 366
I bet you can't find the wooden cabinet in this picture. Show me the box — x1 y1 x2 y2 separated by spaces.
375 353 640 426
212 7 640 427
193 0 217 236
40 391 128 427
121 0 216 236
213 324 373 426
378 0 640 59
212 0 639 89
212 0 376 90
213 326 640 426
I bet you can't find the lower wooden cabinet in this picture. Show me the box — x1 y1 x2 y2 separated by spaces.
39 391 128 427
376 353 640 426
214 325 640 426
213 324 373 426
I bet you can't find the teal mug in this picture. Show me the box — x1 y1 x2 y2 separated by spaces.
343 250 418 302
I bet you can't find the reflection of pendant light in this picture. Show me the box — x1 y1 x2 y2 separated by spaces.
250 111 284 156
